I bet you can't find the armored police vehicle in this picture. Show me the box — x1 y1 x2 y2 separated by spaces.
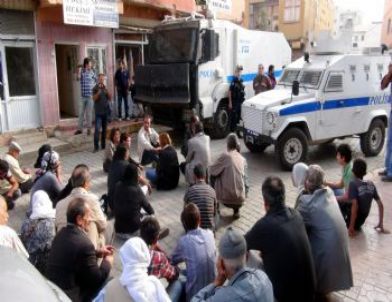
135 14 291 138
242 38 391 170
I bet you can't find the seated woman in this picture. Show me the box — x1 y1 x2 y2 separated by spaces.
20 190 56 274
113 164 154 238
146 133 180 191
297 165 353 300
292 162 309 208
30 151 63 213
94 237 171 302
34 144 52 175
103 128 120 173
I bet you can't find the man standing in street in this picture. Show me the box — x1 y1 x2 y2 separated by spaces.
253 64 272 95
380 63 392 182
75 58 96 135
114 60 130 121
228 65 245 133
92 73 111 152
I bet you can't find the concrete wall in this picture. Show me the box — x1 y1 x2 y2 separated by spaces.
36 6 114 127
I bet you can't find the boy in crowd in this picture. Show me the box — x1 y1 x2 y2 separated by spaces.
325 144 354 202
140 216 179 283
347 158 388 236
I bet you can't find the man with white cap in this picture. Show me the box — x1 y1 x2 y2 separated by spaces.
4 141 33 193
192 227 274 302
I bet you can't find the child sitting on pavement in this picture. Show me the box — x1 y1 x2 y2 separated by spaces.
346 158 388 236
325 143 354 203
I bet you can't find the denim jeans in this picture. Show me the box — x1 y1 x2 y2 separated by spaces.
117 90 129 118
145 168 158 184
78 96 93 130
385 111 392 176
94 114 108 150
167 274 186 302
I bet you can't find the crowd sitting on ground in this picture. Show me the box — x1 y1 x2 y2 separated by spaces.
0 112 389 302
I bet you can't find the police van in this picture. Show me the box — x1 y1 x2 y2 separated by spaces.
135 14 291 138
242 36 391 170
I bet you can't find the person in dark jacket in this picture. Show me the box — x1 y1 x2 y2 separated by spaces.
146 133 180 190
46 198 113 302
107 144 130 211
113 164 154 236
245 176 316 302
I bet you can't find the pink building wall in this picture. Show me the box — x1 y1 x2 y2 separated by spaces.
35 7 114 128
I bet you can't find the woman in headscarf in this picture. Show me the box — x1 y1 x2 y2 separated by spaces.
21 190 56 274
30 151 63 211
94 237 171 302
297 165 353 300
34 144 52 170
292 162 309 208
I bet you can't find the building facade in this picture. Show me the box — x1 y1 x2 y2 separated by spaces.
278 0 335 58
247 0 279 31
0 2 40 133
198 0 246 25
382 0 392 48
0 0 196 133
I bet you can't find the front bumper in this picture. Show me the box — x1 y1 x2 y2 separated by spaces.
241 128 275 145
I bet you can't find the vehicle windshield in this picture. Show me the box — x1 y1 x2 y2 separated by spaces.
149 28 198 63
278 69 322 89
299 70 323 88
279 69 300 85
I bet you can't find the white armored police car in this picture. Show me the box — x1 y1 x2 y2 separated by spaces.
242 38 391 170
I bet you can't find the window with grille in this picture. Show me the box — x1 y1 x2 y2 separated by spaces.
284 0 301 23
325 73 343 92
87 47 107 75
279 69 300 84
299 71 322 88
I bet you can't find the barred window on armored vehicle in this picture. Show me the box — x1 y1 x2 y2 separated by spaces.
299 71 322 88
279 69 300 84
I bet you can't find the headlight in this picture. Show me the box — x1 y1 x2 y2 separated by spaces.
266 112 276 125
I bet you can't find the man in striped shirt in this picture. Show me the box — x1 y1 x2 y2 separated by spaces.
184 164 217 231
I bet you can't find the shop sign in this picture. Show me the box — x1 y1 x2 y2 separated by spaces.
63 0 119 28
207 0 232 12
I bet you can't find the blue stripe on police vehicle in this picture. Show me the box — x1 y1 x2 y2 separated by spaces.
279 95 391 116
226 70 283 83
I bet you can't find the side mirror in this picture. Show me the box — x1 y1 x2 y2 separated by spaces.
292 80 300 96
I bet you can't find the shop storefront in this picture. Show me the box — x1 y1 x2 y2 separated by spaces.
0 8 41 133
35 5 116 127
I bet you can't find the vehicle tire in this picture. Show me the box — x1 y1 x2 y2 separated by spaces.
210 101 230 139
276 128 309 171
245 141 269 153
360 118 385 157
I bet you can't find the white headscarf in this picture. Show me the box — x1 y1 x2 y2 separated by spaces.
30 190 55 220
292 162 309 192
119 237 171 302
40 151 60 171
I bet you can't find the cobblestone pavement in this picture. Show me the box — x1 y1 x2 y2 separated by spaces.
8 136 392 301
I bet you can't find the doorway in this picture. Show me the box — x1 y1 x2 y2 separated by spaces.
55 44 80 119
115 44 143 77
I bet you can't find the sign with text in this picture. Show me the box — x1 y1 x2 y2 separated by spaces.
63 0 119 28
207 0 232 13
